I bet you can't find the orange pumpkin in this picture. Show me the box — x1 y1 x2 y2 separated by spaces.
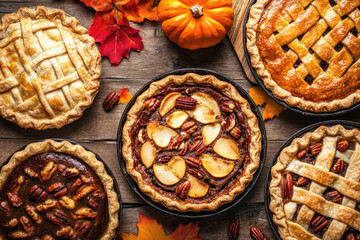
158 0 234 50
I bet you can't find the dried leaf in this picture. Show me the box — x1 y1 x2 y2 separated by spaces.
249 86 287 120
120 0 158 22
89 11 144 66
119 88 133 103
119 212 203 240
80 0 130 12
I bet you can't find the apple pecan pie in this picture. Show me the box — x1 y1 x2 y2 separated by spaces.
0 140 120 240
270 124 360 239
247 0 360 112
122 73 262 211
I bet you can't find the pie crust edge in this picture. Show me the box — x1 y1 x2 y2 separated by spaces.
122 73 262 211
0 6 101 130
0 139 120 240
246 0 360 113
269 124 360 239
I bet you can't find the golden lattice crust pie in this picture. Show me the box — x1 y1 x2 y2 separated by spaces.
0 6 101 129
270 125 360 240
122 73 262 211
247 0 360 112
0 140 120 240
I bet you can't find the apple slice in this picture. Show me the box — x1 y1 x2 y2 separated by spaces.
189 92 220 124
202 123 221 146
153 156 186 185
187 174 209 198
200 154 234 178
159 92 181 117
140 142 156 168
152 126 177 148
213 138 239 160
167 111 189 129
146 121 159 140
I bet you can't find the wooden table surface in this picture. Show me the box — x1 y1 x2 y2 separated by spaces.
1 1 360 239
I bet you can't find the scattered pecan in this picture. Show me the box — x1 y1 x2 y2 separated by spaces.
87 197 98 209
309 142 322 155
75 220 92 236
333 159 345 174
103 91 120 111
25 205 41 224
182 121 196 130
74 185 95 201
7 231 31 239
11 176 24 192
180 142 190 155
175 96 197 110
36 199 57 213
62 168 80 178
70 178 83 192
190 140 206 155
230 127 241 139
46 210 67 226
221 113 236 132
175 181 190 199
221 101 235 113
28 185 47 202
56 226 74 238
24 168 38 178
325 190 343 203
0 201 11 216
281 173 293 199
20 216 34 233
49 183 67 197
7 192 22 207
311 215 328 232
188 169 205 179
41 161 57 181
180 131 190 140
80 175 92 184
169 135 183 150
72 207 97 219
186 126 198 135
144 98 160 112
59 196 76 210
3 218 18 228
250 227 269 240
297 150 307 159
185 156 201 168
337 140 349 152
57 164 66 173
158 152 173 163
296 177 309 186
227 217 239 240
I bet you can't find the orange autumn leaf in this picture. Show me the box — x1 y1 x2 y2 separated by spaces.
249 86 287 120
120 0 158 22
119 88 133 103
119 212 203 240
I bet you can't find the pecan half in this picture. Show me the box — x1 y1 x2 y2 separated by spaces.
49 183 67 198
221 113 236 132
87 197 98 209
59 196 76 210
3 218 19 228
333 159 345 174
70 178 83 192
24 168 38 178
180 131 190 140
57 164 66 173
325 190 343 203
309 142 322 155
11 176 24 192
230 127 241 139
56 226 74 238
180 142 190 155
36 199 57 213
41 162 57 181
190 140 206 156
185 156 201 168
188 169 205 179
144 98 160 112
28 185 47 202
74 185 95 201
221 101 235 113
297 150 307 159
175 96 197 110
7 192 22 207
62 168 80 178
337 140 349 152
169 135 183 150
311 215 328 232
250 227 269 240
25 205 41 224
46 210 67 225
7 231 31 239
20 216 34 233
182 121 196 130
0 201 11 216
158 152 173 163
296 177 309 186
227 217 239 240
175 181 190 199
75 221 92 237
72 207 97 219
281 173 293 199
103 91 120 111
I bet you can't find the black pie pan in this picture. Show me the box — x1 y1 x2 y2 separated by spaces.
264 120 360 240
242 0 360 117
116 68 267 218
0 138 122 239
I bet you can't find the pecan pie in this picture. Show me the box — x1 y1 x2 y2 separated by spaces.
0 6 101 129
247 0 360 112
270 124 360 239
0 140 120 239
122 73 262 211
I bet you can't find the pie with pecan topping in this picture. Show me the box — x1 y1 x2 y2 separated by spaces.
247 0 360 112
0 140 119 240
270 124 360 239
122 73 262 211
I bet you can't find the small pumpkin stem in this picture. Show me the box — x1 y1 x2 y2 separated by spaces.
190 4 203 18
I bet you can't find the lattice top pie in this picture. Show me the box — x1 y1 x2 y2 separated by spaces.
0 6 101 129
247 0 360 112
270 125 360 239
122 73 261 211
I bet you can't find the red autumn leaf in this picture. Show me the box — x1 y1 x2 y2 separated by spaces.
119 212 203 240
120 0 158 22
80 0 130 12
119 88 133 103
89 11 144 66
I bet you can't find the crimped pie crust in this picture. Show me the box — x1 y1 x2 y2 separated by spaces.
246 0 360 112
0 139 120 240
0 6 101 129
122 73 262 211
270 125 360 239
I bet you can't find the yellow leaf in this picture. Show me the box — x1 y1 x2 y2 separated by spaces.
119 88 133 104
